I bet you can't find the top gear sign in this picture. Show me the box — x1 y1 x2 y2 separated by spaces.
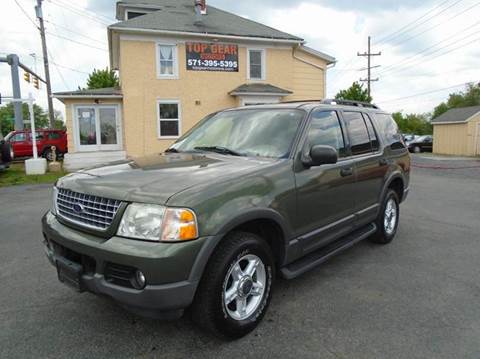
186 42 239 72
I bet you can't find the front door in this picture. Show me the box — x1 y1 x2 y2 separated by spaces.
295 109 357 254
75 106 122 152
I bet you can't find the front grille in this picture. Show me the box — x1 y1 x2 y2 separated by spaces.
56 188 122 231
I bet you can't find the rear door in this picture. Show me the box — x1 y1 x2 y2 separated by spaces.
341 111 388 226
294 109 357 254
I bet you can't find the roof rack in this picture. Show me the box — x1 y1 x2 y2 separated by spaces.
281 98 380 109
322 99 380 109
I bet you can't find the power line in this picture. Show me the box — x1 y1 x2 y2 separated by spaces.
377 82 469 104
46 31 108 52
381 35 480 78
52 0 116 23
44 19 108 46
388 1 480 48
13 0 39 29
47 49 68 88
378 21 480 75
48 0 112 26
376 0 463 45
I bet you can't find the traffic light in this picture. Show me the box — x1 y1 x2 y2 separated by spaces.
24 72 31 83
33 77 40 89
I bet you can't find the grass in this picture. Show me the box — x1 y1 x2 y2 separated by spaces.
0 162 67 187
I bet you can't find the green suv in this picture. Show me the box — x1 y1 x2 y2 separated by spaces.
42 100 410 339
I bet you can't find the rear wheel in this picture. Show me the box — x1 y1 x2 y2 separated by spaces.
413 146 421 153
191 231 274 339
370 189 400 244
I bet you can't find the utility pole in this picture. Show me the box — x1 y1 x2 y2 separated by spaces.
6 54 24 130
357 36 381 98
35 0 54 128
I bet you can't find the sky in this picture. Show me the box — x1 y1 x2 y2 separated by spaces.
1 0 479 121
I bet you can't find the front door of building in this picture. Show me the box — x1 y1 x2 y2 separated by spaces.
75 105 122 152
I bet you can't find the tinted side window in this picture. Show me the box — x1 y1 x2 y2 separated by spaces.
306 110 346 158
49 132 61 140
12 133 27 142
375 113 405 149
343 111 372 155
363 114 380 151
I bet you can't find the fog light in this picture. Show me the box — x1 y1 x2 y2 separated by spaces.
134 270 146 289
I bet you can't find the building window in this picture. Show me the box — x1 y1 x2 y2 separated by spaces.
126 11 147 20
157 100 181 138
248 49 265 80
157 44 178 78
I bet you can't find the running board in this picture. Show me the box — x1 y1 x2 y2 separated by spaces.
280 223 377 279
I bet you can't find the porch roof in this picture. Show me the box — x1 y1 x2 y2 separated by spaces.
53 87 123 101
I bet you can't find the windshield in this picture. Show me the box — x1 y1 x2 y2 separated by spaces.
4 132 13 142
170 109 305 158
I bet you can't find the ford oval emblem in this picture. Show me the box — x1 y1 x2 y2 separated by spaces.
72 203 84 214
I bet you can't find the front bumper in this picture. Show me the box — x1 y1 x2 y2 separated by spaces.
42 211 212 316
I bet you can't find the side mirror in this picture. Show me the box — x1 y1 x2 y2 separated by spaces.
305 145 338 167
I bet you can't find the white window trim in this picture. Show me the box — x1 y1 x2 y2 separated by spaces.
247 48 266 81
72 104 123 152
157 99 181 139
156 42 179 79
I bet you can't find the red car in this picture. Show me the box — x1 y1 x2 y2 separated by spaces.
5 129 68 161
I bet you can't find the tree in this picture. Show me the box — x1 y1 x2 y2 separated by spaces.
85 68 119 89
432 82 480 119
392 112 432 135
0 103 64 136
335 82 372 103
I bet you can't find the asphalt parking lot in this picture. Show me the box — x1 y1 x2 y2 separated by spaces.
1 154 480 359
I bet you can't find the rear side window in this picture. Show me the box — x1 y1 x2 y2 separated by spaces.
306 110 346 157
375 113 405 149
343 111 372 155
362 114 380 152
48 132 61 140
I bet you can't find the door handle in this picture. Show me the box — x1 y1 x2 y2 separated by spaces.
340 167 353 177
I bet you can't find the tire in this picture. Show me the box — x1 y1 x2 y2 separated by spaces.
191 231 275 339
1 141 12 163
43 147 55 162
413 146 421 153
370 189 400 244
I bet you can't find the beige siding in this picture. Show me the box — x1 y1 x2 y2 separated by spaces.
119 40 326 157
288 49 326 101
61 40 328 158
433 113 480 156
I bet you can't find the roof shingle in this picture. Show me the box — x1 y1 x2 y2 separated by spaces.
110 1 303 41
431 105 480 124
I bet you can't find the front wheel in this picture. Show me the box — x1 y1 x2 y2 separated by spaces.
191 231 274 339
370 189 400 244
413 146 421 153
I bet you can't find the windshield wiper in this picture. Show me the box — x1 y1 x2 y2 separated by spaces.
194 146 244 156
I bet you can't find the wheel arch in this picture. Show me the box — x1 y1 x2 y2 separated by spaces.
188 209 292 283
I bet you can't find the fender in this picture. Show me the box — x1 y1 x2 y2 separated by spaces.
187 208 293 283
380 170 406 203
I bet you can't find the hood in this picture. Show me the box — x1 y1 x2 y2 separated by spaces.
57 153 274 204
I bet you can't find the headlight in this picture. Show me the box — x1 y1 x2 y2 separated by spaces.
117 203 198 242
51 187 58 215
